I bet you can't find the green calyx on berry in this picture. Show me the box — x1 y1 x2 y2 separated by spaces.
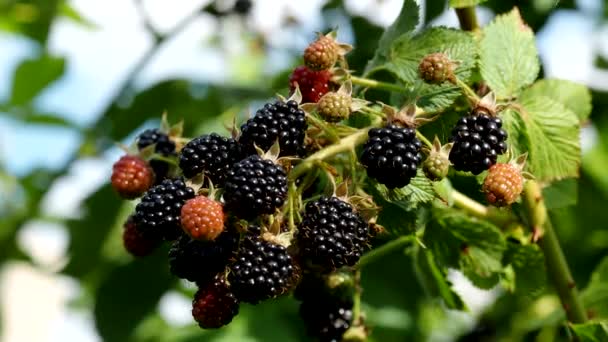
423 137 452 181
418 52 456 85
303 31 352 71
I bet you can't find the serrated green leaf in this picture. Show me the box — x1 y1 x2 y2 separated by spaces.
371 170 435 209
543 178 578 209
581 256 608 319
517 94 581 181
386 28 476 112
571 322 608 342
503 243 546 298
479 8 539 99
449 0 488 8
523 79 592 121
10 54 65 105
365 0 419 73
424 207 506 289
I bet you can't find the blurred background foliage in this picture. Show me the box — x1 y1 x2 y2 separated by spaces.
0 0 607 341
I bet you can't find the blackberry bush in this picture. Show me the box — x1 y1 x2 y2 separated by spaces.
223 155 288 219
297 197 370 270
360 124 422 188
238 100 307 156
133 178 195 240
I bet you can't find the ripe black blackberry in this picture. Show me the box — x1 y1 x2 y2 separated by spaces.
299 294 354 342
223 155 288 219
359 124 422 189
296 197 370 270
137 129 177 182
239 100 307 156
179 133 242 184
232 0 252 15
134 178 195 240
449 114 508 175
192 275 239 329
168 230 239 284
228 235 296 304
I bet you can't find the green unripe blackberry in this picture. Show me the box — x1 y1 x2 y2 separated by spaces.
318 92 351 122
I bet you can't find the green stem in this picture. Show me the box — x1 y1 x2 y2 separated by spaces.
289 127 374 181
287 182 297 233
307 114 340 143
523 181 587 324
416 131 433 149
352 270 362 324
455 7 480 31
350 76 409 93
452 189 519 228
358 235 416 268
455 77 481 104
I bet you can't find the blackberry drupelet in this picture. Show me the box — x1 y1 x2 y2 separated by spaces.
179 133 242 184
296 197 370 270
122 216 161 257
359 124 422 189
168 230 239 284
192 275 240 329
137 129 177 182
228 236 296 304
223 155 288 219
449 114 508 175
299 294 354 342
134 178 195 240
239 100 307 156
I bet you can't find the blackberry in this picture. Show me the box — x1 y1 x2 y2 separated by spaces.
304 34 340 71
239 100 307 156
296 197 370 270
137 129 177 183
192 275 239 329
229 236 296 304
482 163 523 206
179 133 242 184
223 155 288 219
111 155 154 199
359 124 422 189
122 216 161 257
232 0 251 15
418 52 455 84
134 178 195 240
289 65 333 103
449 114 508 175
168 230 239 284
299 295 354 342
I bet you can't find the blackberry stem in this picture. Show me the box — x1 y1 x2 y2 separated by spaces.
455 77 481 104
523 181 587 324
287 182 298 232
358 235 416 268
352 270 362 324
307 114 340 143
350 76 410 93
452 189 520 228
416 131 433 149
455 7 480 31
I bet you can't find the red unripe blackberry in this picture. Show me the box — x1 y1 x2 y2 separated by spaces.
418 52 455 84
122 216 161 257
137 129 177 183
449 114 508 175
296 197 370 270
181 196 225 241
289 65 333 103
482 163 524 206
178 134 243 184
111 155 154 199
192 275 239 329
360 124 422 189
239 100 307 156
304 35 339 71
223 155 288 219
168 229 239 283
317 92 351 123
134 178 195 240
228 235 296 304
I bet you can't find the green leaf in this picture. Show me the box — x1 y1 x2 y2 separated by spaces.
424 207 506 289
384 28 477 112
364 0 419 73
523 79 592 121
581 256 608 319
517 94 581 181
479 8 539 99
10 54 65 105
449 0 488 8
414 247 467 310
59 0 97 29
503 243 546 298
543 178 578 209
94 248 174 342
571 322 608 342
371 170 435 209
